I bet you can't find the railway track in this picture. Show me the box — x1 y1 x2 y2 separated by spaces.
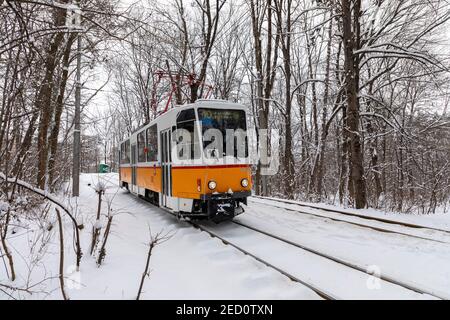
189 221 337 300
229 220 447 300
191 219 446 299
250 196 450 244
134 194 336 299
136 192 445 299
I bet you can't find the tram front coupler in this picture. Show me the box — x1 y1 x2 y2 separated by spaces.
202 192 250 223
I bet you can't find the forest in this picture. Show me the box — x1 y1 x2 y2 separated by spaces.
1 0 450 221
2 0 450 301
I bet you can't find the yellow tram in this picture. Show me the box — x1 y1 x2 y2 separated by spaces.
119 99 252 222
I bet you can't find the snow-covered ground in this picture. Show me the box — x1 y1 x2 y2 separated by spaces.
255 196 450 231
1 173 319 300
2 173 449 300
240 199 450 299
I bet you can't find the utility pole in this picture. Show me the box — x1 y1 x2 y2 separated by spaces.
256 71 268 196
71 3 82 197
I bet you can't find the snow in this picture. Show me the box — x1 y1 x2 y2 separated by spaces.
0 200 9 212
256 196 450 231
93 219 105 230
1 173 319 300
94 181 106 193
2 173 449 300
249 198 450 243
241 198 450 299
199 221 433 300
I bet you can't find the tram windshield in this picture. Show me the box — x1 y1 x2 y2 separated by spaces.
197 108 248 158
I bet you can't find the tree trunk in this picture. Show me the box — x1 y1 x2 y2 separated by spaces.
250 0 278 196
312 14 333 200
341 0 366 208
36 4 68 189
48 35 76 189
55 208 68 300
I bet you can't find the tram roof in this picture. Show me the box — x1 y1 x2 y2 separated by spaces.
121 99 247 141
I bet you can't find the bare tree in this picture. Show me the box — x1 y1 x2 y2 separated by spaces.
55 208 68 300
136 229 173 300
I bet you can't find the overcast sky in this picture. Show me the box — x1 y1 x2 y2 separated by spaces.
83 0 450 136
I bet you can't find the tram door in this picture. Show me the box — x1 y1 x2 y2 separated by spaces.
131 143 137 192
160 129 172 207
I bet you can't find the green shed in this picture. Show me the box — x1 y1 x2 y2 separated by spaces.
99 163 110 173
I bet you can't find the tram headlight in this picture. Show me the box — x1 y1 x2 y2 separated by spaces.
208 180 217 190
241 178 249 188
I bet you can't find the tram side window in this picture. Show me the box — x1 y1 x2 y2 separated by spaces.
146 125 158 162
137 131 146 162
120 140 130 164
176 109 200 159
